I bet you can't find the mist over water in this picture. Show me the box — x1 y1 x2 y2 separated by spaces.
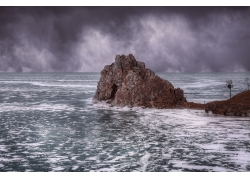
0 72 250 172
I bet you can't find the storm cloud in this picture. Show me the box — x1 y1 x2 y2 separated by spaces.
0 7 249 72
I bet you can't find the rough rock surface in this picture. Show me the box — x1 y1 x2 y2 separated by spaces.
205 90 250 117
93 54 186 108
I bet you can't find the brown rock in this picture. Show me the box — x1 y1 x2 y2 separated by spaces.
181 102 205 110
93 54 187 108
205 90 250 117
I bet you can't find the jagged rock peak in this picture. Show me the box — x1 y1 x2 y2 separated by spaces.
93 54 186 108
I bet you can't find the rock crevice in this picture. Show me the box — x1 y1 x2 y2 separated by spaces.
93 54 186 108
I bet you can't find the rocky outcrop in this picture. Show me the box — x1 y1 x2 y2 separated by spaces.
205 90 250 117
93 54 186 108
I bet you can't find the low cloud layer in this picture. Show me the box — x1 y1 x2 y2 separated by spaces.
0 7 249 72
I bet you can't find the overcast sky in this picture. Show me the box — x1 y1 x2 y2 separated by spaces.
0 7 249 72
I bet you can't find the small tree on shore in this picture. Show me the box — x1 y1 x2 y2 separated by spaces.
225 80 233 99
245 78 250 90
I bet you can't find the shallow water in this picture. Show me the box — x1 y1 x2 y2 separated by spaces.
0 72 250 172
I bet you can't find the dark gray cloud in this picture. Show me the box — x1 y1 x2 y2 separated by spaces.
0 7 249 72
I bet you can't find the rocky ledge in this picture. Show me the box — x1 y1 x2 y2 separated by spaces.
205 90 250 117
93 54 187 108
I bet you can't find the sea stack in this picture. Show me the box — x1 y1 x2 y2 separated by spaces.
93 54 187 108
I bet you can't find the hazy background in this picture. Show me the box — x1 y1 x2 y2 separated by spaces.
0 7 249 72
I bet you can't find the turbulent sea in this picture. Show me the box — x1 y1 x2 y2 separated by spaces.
0 72 250 172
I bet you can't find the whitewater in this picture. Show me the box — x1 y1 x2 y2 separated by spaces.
0 72 250 171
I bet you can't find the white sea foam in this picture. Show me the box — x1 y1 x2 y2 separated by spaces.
56 80 96 81
139 152 150 171
30 82 94 88
52 166 64 171
92 100 144 112
0 145 8 152
0 103 75 112
72 166 78 170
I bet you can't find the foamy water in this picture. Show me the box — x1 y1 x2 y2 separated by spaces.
0 72 250 171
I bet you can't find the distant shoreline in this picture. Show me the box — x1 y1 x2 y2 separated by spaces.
181 90 250 117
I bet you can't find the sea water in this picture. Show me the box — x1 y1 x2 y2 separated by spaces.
0 72 250 172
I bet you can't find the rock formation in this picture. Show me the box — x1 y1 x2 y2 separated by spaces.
93 54 186 108
205 90 250 117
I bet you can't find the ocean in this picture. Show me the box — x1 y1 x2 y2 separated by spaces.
0 72 250 172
